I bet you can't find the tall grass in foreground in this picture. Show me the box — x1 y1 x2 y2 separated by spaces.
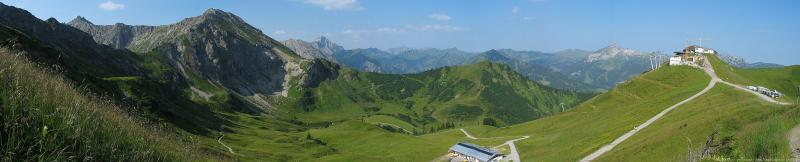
0 48 220 161
741 112 799 160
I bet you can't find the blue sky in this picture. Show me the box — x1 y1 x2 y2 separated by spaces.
2 0 798 65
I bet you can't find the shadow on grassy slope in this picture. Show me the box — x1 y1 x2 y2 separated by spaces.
0 48 227 161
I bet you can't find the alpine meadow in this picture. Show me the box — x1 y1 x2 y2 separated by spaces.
1 1 799 161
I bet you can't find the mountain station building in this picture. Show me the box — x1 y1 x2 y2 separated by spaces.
670 45 714 66
448 142 504 162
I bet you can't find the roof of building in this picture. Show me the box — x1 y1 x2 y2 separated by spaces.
449 142 503 162
686 45 704 51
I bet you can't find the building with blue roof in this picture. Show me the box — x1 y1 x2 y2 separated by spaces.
448 142 504 162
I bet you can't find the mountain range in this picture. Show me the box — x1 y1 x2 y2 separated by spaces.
1 2 797 161
0 3 590 161
716 53 784 68
283 37 671 91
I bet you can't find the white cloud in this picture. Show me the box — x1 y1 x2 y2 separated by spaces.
98 1 125 11
342 24 464 37
523 16 535 21
274 30 287 34
304 0 363 11
342 27 406 35
429 13 451 21
339 24 464 45
753 29 777 33
512 6 520 13
376 27 405 33
413 24 463 32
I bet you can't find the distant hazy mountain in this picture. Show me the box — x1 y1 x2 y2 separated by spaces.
517 44 668 89
285 37 662 91
284 40 604 91
467 50 602 91
280 38 476 73
717 53 783 68
334 47 474 73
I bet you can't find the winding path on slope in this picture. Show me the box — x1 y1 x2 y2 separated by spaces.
218 134 235 154
788 126 800 160
716 81 791 105
581 57 792 161
460 128 478 139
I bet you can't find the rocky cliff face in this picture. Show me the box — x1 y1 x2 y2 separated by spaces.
68 9 322 109
0 3 144 77
68 17 156 49
281 36 342 60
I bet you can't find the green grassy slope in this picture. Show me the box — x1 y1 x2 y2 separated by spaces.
0 48 223 161
279 62 592 133
462 65 711 161
0 5 340 160
196 62 577 161
309 120 513 161
590 55 800 161
597 84 798 161
709 54 800 103
202 113 338 161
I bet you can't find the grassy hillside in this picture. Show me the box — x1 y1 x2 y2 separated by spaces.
456 56 799 161
278 62 591 133
0 48 222 161
0 46 345 161
597 84 798 161
183 61 589 160
309 120 513 161
462 65 711 161
0 5 342 160
708 54 800 103
590 55 800 161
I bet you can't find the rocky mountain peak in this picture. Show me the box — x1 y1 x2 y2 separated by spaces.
312 36 343 51
587 44 645 62
282 36 343 60
480 49 512 62
315 36 331 44
717 53 784 68
203 8 225 15
67 7 307 101
45 17 59 27
68 16 93 25
196 8 243 23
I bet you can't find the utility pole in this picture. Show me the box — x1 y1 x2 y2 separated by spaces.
685 38 688 48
